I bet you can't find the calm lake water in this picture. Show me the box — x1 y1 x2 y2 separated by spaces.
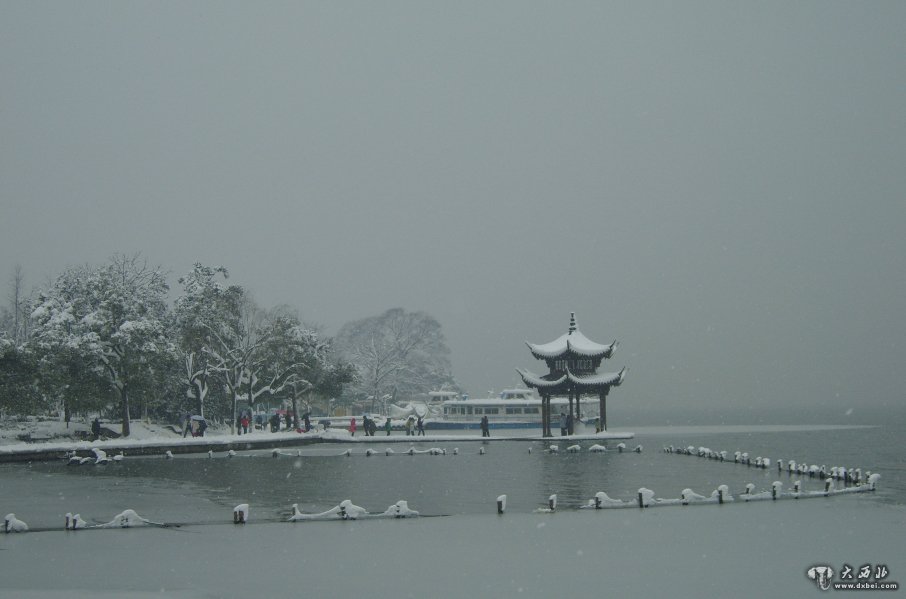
2 419 902 528
2 412 904 599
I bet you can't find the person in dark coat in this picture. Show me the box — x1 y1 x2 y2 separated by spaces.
559 412 568 436
285 411 292 431
480 415 490 438
416 416 425 436
384 418 392 436
91 417 101 441
182 413 191 438
303 412 311 433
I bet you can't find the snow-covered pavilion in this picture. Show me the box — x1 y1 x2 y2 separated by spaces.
516 312 626 437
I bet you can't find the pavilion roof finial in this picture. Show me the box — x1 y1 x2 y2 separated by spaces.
568 312 577 334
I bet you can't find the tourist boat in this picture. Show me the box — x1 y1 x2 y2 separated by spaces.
426 388 600 430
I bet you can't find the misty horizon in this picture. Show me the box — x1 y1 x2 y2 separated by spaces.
2 2 904 417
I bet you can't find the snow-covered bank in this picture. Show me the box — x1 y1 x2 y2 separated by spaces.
0 419 638 462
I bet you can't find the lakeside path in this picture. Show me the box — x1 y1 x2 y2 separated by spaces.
0 428 636 463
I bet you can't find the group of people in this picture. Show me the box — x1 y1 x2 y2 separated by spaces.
235 411 313 435
352 415 382 437
403 416 425 436
347 415 425 436
559 412 574 436
181 414 208 438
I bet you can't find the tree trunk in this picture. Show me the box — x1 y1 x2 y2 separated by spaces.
64 400 71 429
121 386 131 437
195 380 205 418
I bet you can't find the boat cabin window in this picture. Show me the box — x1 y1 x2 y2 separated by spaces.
485 408 499 415
524 407 539 414
474 408 482 415
505 407 523 415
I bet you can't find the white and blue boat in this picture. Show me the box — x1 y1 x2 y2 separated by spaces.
425 388 599 430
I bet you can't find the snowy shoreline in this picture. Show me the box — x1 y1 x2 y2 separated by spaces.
0 419 879 462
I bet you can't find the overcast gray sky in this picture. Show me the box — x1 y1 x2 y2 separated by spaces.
2 2 904 419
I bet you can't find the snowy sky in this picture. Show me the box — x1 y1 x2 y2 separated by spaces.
2 1 904 416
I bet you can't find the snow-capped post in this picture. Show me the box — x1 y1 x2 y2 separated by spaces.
743 483 755 496
734 451 740 463
777 458 783 472
67 513 86 530
788 460 796 473
717 485 729 504
233 504 249 524
386 448 394 456
637 488 654 508
272 449 279 458
4 514 28 533
65 513 71 530
479 447 485 455
793 480 801 496
165 450 174 460
548 494 557 511
617 443 625 453
497 495 507 514
772 481 782 500
634 444 642 453
824 479 834 496
868 473 880 491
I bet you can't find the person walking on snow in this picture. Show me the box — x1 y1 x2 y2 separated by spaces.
349 417 357 437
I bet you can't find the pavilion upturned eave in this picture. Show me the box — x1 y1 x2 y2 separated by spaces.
565 366 627 388
514 368 566 389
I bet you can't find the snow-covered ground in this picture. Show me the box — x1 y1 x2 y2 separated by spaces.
0 417 639 459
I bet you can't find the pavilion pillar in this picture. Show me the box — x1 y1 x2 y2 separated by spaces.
569 391 576 435
599 388 609 432
576 391 582 420
543 394 552 437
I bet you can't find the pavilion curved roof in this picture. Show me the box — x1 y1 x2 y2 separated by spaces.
526 331 617 360
515 368 566 389
565 366 627 388
516 366 626 391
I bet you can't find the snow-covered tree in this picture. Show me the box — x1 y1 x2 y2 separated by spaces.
174 263 244 418
333 308 457 412
29 255 174 436
0 338 44 417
